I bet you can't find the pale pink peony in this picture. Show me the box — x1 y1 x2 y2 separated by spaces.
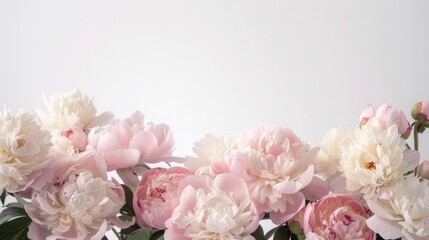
87 111 176 171
366 176 429 240
164 173 259 240
360 104 411 138
212 125 326 224
133 167 192 229
303 194 375 240
25 151 131 240
0 109 52 193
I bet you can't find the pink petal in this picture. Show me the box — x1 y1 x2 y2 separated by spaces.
213 173 249 201
97 132 121 153
270 192 305 224
129 131 158 163
105 149 140 171
300 176 330 201
275 165 314 194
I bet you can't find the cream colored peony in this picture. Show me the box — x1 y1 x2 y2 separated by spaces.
366 176 429 240
35 89 113 131
339 119 419 198
185 133 236 175
0 109 52 193
314 127 353 181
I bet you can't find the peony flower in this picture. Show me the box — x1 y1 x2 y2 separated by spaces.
0 109 52 193
133 167 192 229
25 151 130 240
366 175 429 240
87 111 176 171
339 119 419 198
303 194 375 240
411 101 429 123
417 159 429 180
50 133 77 157
164 173 259 240
212 125 323 224
185 133 235 175
314 127 353 186
35 88 113 132
359 104 411 138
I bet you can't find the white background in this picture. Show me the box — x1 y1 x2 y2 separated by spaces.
1 0 429 239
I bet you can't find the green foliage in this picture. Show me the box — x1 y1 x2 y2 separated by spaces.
126 228 164 240
0 199 31 240
120 184 135 217
0 216 31 240
251 225 265 240
273 225 290 240
0 190 6 207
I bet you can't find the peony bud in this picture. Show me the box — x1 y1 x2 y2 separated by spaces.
412 101 429 126
417 160 429 180
360 104 411 138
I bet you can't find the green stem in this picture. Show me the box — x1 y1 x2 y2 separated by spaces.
414 123 419 151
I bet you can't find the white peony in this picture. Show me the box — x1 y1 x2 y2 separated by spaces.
339 119 419 198
0 109 52 193
35 89 113 132
366 176 429 240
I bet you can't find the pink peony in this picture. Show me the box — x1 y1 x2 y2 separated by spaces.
164 173 259 240
87 111 176 171
133 167 192 229
359 104 411 138
25 151 131 240
303 194 375 240
212 125 327 224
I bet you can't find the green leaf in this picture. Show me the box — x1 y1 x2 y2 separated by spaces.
250 225 265 240
0 216 31 240
0 217 31 233
11 226 30 240
273 225 290 240
0 207 28 224
149 230 164 240
1 190 6 207
120 184 135 217
120 223 141 235
5 202 23 208
265 225 280 239
127 228 161 240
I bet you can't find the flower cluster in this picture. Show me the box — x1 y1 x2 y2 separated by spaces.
1 89 428 240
